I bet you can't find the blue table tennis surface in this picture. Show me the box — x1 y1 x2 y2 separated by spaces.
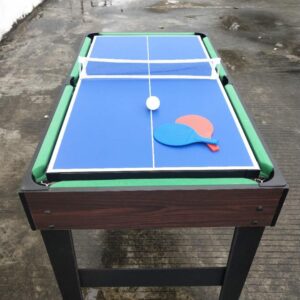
47 35 259 179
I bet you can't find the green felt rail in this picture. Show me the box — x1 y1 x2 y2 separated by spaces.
70 36 92 84
225 84 273 179
32 85 74 182
202 37 227 81
51 178 257 189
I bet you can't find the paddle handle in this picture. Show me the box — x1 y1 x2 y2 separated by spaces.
197 136 218 145
208 143 220 152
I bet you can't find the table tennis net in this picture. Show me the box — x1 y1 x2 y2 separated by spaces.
78 57 221 80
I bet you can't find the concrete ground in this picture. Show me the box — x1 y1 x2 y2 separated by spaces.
0 0 299 299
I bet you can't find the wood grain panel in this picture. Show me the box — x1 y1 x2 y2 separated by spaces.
24 188 284 229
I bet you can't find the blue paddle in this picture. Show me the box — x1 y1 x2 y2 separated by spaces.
154 123 218 147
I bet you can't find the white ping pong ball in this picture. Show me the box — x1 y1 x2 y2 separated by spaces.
146 96 160 111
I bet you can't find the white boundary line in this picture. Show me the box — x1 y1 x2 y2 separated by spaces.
49 165 258 173
99 35 203 38
78 57 221 64
78 75 219 80
47 35 259 175
146 36 156 168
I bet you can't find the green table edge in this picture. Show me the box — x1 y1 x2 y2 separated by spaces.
31 32 267 188
50 178 256 188
32 85 74 182
224 85 273 178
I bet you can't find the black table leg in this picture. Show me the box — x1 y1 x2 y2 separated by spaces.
219 227 264 300
41 230 83 300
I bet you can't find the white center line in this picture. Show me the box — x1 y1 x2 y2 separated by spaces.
146 36 155 168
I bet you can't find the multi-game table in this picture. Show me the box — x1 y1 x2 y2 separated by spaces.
20 33 288 300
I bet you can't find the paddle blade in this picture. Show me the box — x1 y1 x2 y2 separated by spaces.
154 123 217 147
176 114 220 152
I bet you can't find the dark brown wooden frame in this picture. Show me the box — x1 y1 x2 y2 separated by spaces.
19 163 288 300
21 178 287 230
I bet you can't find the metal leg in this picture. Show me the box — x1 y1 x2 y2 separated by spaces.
219 227 265 300
41 230 83 300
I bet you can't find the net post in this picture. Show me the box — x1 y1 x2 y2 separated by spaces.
210 57 221 79
78 57 88 78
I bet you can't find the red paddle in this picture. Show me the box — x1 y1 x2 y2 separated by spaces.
176 115 219 152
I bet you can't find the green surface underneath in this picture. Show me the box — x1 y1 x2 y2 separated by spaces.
225 84 273 178
202 36 227 80
70 36 92 84
32 85 74 182
31 32 271 188
51 178 257 189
